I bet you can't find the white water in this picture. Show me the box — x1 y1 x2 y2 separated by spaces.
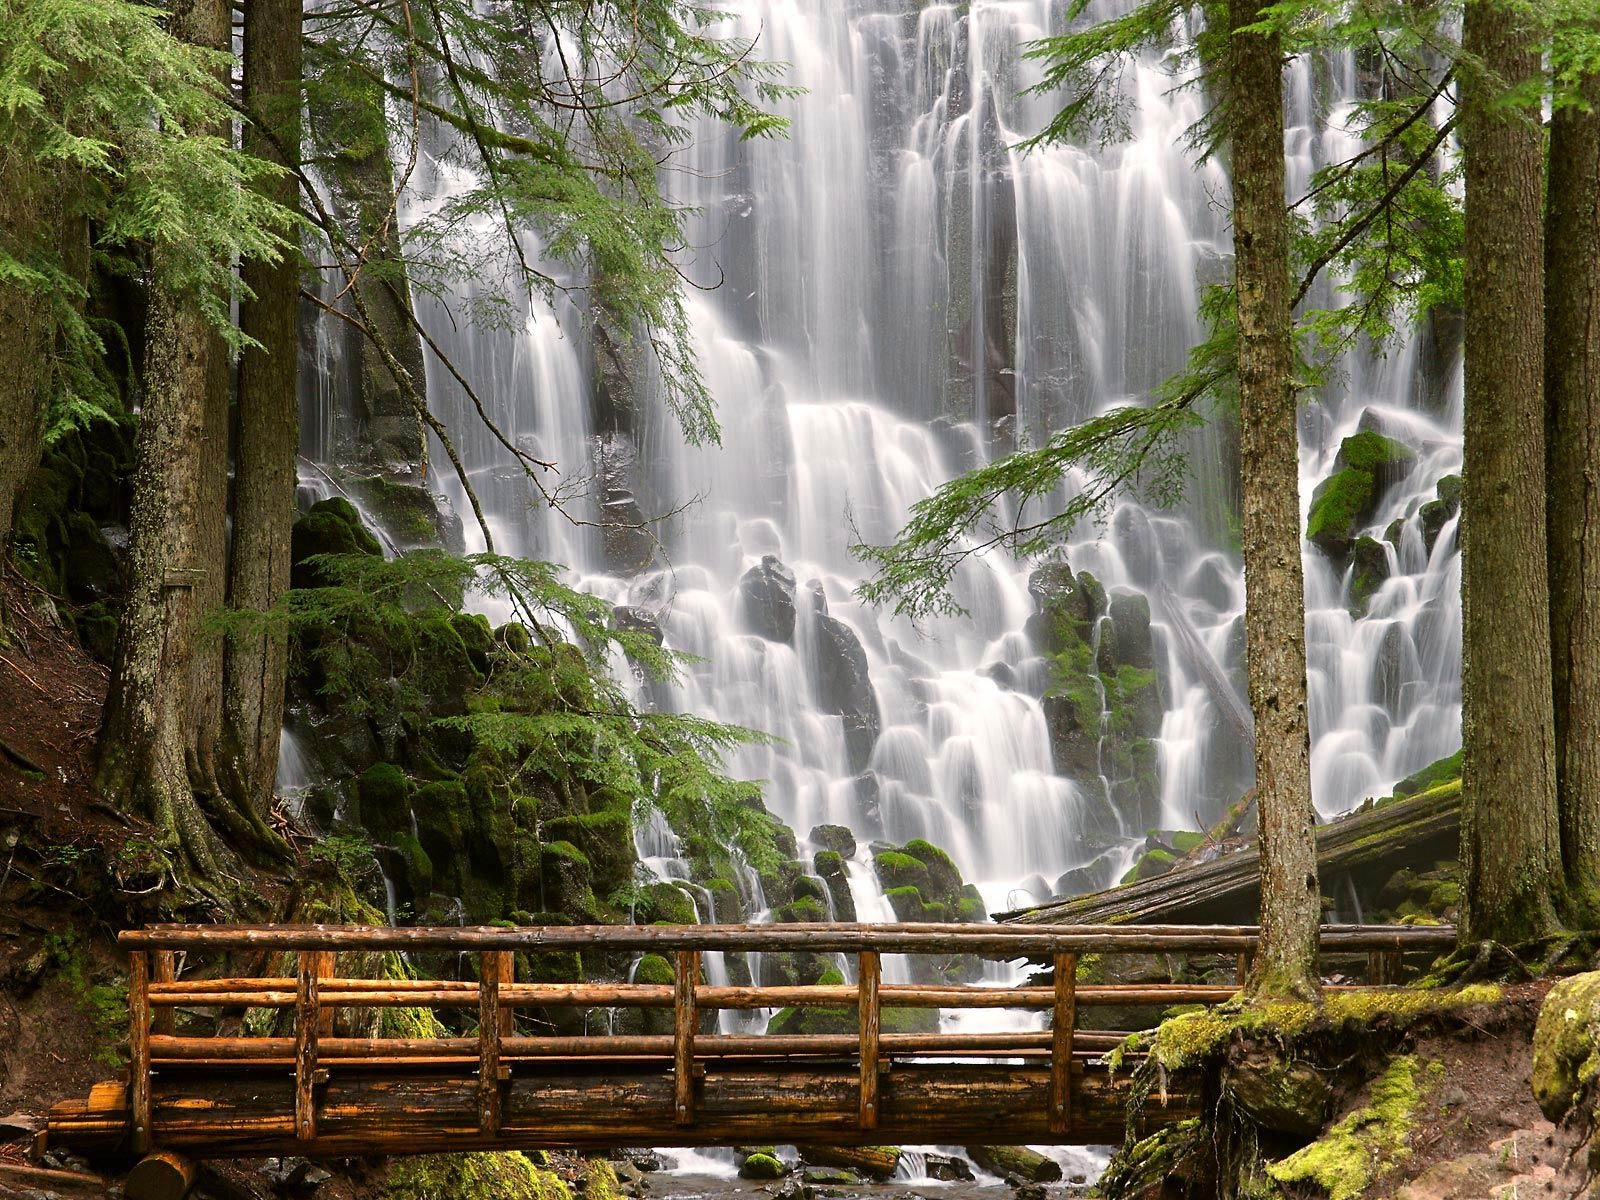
289 0 1464 1155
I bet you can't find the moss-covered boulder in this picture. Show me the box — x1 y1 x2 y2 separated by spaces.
544 812 637 894
874 850 931 894
291 497 382 588
1532 971 1600 1120
378 1152 570 1200
813 850 856 922
904 839 963 899
810 824 857 858
1224 1050 1333 1137
1349 535 1390 614
1266 1055 1432 1200
1307 431 1417 558
737 1153 787 1180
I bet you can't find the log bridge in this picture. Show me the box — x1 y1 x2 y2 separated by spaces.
46 922 1456 1168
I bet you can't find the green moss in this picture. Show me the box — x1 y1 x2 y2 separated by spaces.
1394 749 1463 797
739 1154 787 1180
883 884 928 921
633 953 675 986
904 838 962 897
1120 847 1176 884
874 850 930 893
1532 970 1600 1119
1170 830 1205 854
1307 467 1377 555
543 811 637 893
356 763 411 835
777 895 828 923
1139 985 1503 1074
1267 1056 1429 1200
379 1153 570 1200
581 1159 624 1200
704 876 744 923
291 497 382 588
1337 430 1416 474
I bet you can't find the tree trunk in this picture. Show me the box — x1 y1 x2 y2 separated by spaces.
96 0 238 892
1459 0 1562 943
1229 0 1321 1000
1545 45 1600 923
221 0 303 835
0 146 49 555
96 280 232 884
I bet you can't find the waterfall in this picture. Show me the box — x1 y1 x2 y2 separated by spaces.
294 0 1464 932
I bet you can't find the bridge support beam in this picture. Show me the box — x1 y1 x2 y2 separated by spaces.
126 1151 198 1200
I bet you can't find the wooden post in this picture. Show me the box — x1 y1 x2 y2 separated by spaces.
315 950 336 1036
294 953 320 1141
478 951 503 1135
1236 951 1249 985
674 950 698 1126
150 952 176 1037
858 950 881 1130
129 950 152 1155
496 951 516 1038
1050 952 1077 1135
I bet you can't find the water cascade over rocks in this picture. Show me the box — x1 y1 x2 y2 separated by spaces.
298 1 1463 932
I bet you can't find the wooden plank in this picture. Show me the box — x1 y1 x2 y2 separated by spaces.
150 952 176 1037
858 950 880 1130
496 951 516 1038
315 951 336 1036
294 954 319 1141
478 951 503 1135
129 950 151 1155
118 922 1458 956
1050 952 1076 1135
674 950 698 1125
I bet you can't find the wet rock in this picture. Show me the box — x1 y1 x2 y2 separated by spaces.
739 555 798 643
813 613 881 772
612 605 664 647
1349 535 1391 614
1307 431 1417 559
966 1146 1062 1184
290 497 381 588
594 432 655 575
1113 506 1163 586
981 660 1019 691
1187 554 1236 613
852 772 886 838
1102 591 1155 672
813 850 857 922
924 1154 974 1182
740 1153 789 1180
810 824 857 858
1419 474 1462 555
350 472 462 552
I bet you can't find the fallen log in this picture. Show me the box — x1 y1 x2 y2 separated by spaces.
799 1146 902 1178
1002 782 1460 927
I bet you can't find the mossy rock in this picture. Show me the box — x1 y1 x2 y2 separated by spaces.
291 497 382 588
1349 535 1390 613
1307 467 1378 558
452 612 494 672
1225 1051 1333 1137
535 841 597 919
776 895 828 924
813 850 857 922
883 884 928 922
519 949 582 985
1266 1055 1432 1200
637 881 699 925
543 811 637 894
791 873 830 906
1336 429 1416 476
904 838 963 900
378 1152 570 1200
355 763 411 836
1119 847 1176 885
632 953 675 986
875 850 930 894
1532 970 1600 1120
704 876 746 923
738 1154 787 1180
810 823 857 858
1394 750 1463 798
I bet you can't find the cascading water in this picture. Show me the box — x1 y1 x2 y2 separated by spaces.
294 0 1465 1163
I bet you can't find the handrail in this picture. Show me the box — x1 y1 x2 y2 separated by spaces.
118 921 1457 953
111 922 1456 1155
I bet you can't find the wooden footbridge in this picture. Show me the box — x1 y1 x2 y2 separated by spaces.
46 922 1455 1167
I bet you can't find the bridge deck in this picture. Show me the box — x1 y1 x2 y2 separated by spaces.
46 922 1455 1161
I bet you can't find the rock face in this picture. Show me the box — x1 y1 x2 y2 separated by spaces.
738 555 798 643
1025 561 1162 830
1306 430 1417 558
593 432 655 575
812 612 880 772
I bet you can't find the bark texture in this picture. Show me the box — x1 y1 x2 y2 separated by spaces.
1229 0 1321 999
222 0 303 826
1545 50 1600 921
1459 0 1562 943
95 0 236 889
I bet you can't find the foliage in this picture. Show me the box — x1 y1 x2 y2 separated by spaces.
300 0 798 446
0 0 293 435
275 549 772 864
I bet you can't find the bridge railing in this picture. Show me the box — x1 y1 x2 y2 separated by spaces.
111 922 1456 1154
